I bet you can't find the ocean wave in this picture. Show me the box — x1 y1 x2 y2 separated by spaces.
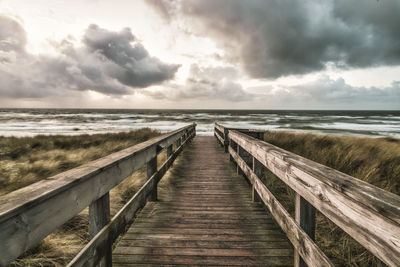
0 109 399 138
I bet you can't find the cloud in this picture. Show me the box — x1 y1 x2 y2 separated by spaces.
0 16 179 98
0 15 26 53
144 64 253 102
148 0 400 79
253 76 400 109
82 25 179 87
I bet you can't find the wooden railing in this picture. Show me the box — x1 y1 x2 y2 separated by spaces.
214 122 400 267
0 123 196 266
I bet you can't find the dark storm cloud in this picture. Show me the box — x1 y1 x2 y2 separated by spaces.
0 17 179 98
83 25 179 87
144 64 253 102
148 0 400 79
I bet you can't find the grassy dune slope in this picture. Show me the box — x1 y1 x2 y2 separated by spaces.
263 131 400 267
0 129 161 266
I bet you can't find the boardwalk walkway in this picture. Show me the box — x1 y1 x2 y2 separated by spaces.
112 136 293 266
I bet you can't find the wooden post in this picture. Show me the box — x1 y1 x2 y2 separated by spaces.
89 193 111 266
229 139 234 162
177 137 181 147
167 144 173 158
237 145 242 175
257 132 264 141
147 156 157 201
252 157 262 202
294 193 316 267
223 128 229 153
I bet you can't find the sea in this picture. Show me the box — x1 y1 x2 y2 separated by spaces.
0 109 399 138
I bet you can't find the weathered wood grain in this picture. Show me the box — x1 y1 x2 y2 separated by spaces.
294 194 316 267
89 192 111 267
146 156 157 201
67 129 194 266
0 123 195 266
215 130 225 146
229 129 400 266
112 136 293 266
229 146 333 267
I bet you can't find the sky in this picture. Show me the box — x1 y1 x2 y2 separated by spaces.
0 0 399 110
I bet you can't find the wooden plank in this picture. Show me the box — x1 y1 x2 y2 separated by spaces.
67 130 194 266
127 228 281 235
113 246 293 257
116 239 291 249
0 123 195 265
229 146 333 267
122 233 287 242
131 222 278 230
229 130 400 266
112 254 293 266
132 218 275 225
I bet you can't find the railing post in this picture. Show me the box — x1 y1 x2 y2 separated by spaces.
294 193 316 267
236 145 243 175
89 193 111 266
167 144 173 158
147 155 157 201
223 128 229 153
252 157 262 202
177 136 182 147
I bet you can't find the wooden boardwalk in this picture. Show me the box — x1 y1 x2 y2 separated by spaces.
3 124 399 266
112 136 293 266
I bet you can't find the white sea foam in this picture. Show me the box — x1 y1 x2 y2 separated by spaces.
0 110 399 138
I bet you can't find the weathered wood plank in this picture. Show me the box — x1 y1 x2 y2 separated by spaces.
113 254 293 266
113 246 293 257
122 233 287 242
229 129 400 266
116 239 292 249
229 146 333 267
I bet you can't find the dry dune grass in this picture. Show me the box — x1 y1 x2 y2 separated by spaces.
0 129 161 266
262 131 400 266
2 129 400 266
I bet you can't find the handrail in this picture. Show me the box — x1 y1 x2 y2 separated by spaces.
214 122 264 152
214 123 400 267
0 123 196 266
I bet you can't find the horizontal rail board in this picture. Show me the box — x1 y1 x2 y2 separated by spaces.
0 124 195 265
228 129 400 266
214 123 225 135
215 131 225 145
